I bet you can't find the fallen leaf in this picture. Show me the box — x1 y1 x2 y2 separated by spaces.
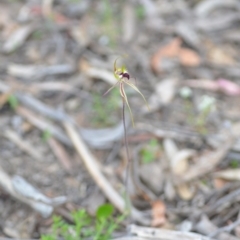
148 79 178 110
70 26 89 48
205 41 235 65
151 38 201 73
79 59 117 85
42 0 53 17
53 12 70 25
176 137 234 183
177 183 195 200
0 92 11 108
183 79 240 96
213 178 229 189
164 178 176 201
163 138 179 161
151 200 166 227
213 169 240 181
151 38 181 73
3 25 33 54
139 161 164 195
217 79 240 96
171 149 196 175
183 79 219 91
179 48 201 66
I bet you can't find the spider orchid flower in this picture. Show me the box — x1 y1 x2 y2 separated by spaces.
103 58 149 126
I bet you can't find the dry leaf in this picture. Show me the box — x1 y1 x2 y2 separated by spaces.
177 137 234 183
42 0 54 17
79 58 117 85
179 48 201 66
151 200 166 227
217 79 240 96
151 38 181 73
156 79 178 105
183 79 240 96
205 41 235 65
3 25 33 54
177 183 195 200
164 178 176 201
213 178 229 189
183 79 219 91
163 138 179 161
171 149 195 175
139 162 164 195
70 26 89 47
0 92 11 108
148 79 178 110
151 38 201 72
213 169 240 181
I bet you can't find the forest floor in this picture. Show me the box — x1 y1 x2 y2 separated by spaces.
1 0 240 239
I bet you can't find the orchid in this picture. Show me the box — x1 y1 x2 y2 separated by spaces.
104 57 150 204
104 58 149 127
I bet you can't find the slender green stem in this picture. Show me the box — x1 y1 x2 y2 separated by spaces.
122 97 131 209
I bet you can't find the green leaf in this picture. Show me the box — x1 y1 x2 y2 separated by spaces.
230 159 239 169
96 204 114 220
141 139 159 164
42 129 52 142
141 149 155 164
7 94 18 110
135 5 145 19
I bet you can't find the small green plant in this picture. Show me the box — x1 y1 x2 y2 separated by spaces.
140 139 159 164
201 179 208 186
42 129 52 142
135 5 145 19
41 204 125 240
230 159 239 169
7 94 18 110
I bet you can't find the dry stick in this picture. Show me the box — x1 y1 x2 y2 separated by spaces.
129 224 217 240
209 218 240 238
64 121 149 225
0 165 55 217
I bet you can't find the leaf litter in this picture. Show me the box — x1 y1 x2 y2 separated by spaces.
0 0 240 239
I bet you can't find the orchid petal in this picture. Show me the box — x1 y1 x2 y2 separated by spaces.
114 57 122 72
119 82 135 127
103 82 119 96
123 80 150 110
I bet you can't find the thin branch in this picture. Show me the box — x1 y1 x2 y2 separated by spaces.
208 218 240 238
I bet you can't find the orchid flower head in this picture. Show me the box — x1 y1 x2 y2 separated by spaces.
104 57 149 127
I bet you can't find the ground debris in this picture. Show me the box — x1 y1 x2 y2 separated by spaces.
0 0 240 238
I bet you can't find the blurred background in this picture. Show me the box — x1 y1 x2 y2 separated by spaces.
1 0 240 239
